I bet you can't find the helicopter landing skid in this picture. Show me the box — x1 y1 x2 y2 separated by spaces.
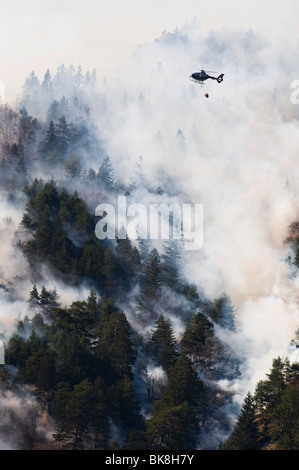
189 77 204 86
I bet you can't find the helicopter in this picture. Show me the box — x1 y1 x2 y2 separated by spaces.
190 69 225 86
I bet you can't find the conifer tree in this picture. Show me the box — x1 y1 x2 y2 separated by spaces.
97 156 115 189
129 156 148 191
254 357 286 415
47 100 60 122
95 300 135 381
220 392 261 450
270 384 299 449
103 249 116 291
56 115 69 158
64 155 82 179
87 286 98 319
150 314 178 373
137 248 162 318
42 69 53 98
180 311 214 370
165 354 203 410
41 120 57 157
28 284 40 310
160 239 182 289
39 285 60 316
147 354 203 449
53 379 108 449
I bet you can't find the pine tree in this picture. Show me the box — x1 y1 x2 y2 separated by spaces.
103 249 116 291
28 284 40 310
255 357 286 415
90 377 110 449
64 155 82 179
180 311 214 370
161 239 182 289
270 384 299 449
95 300 135 381
47 100 60 122
123 429 148 450
129 156 149 191
53 379 104 449
165 354 203 410
41 120 58 163
86 286 98 320
205 295 235 330
33 208 54 258
56 115 69 159
220 392 261 450
146 401 193 450
150 314 178 373
137 237 151 263
23 71 40 100
23 349 56 392
116 233 141 279
18 107 40 154
147 354 203 450
97 156 115 189
137 249 163 321
109 377 141 430
42 69 53 96
147 354 203 449
39 285 60 316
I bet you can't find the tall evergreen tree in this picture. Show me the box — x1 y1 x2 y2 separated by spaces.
28 284 40 310
95 300 135 381
147 354 203 449
220 392 261 450
270 384 299 450
137 248 162 321
56 115 69 158
180 311 214 370
53 379 108 450
42 69 53 98
41 120 58 162
150 314 178 373
161 239 182 289
97 156 115 189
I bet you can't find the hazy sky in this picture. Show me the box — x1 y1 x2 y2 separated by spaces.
1 0 298 102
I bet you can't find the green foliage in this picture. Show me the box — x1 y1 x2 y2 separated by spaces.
21 179 143 296
180 311 216 371
95 299 135 381
53 378 109 449
220 393 261 450
221 357 299 450
97 155 115 189
150 314 178 373
5 292 141 449
146 354 203 449
146 401 195 450
137 249 163 321
3 68 298 452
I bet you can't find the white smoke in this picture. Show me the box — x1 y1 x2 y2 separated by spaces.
0 386 56 450
92 21 299 402
1 17 299 448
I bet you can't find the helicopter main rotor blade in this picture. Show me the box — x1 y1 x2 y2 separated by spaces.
190 68 218 73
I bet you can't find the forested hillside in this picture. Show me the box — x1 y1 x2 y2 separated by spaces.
0 24 299 450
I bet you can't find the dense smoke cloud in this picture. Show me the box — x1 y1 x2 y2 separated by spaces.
92 21 299 399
